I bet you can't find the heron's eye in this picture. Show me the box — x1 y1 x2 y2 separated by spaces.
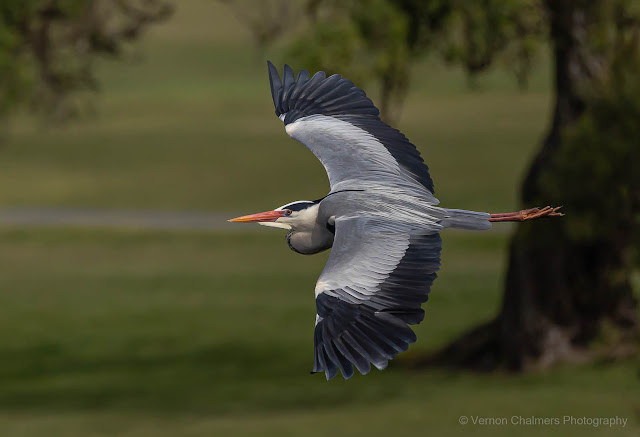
284 209 293 216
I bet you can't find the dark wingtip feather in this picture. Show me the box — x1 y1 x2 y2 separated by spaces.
311 70 327 82
281 64 296 112
266 62 386 127
267 60 282 115
296 69 310 82
283 64 295 89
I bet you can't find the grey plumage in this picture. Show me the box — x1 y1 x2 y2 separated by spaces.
312 218 441 378
264 62 490 380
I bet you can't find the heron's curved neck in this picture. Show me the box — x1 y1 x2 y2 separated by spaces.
286 228 333 255
285 204 333 255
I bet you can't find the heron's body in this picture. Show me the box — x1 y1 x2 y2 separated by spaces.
230 62 562 380
285 189 490 255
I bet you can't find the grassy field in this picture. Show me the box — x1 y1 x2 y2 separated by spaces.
0 1 637 436
0 228 636 436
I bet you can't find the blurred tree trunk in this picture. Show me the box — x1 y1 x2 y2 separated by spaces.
421 0 639 371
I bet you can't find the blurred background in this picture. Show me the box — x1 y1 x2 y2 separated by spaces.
0 1 638 436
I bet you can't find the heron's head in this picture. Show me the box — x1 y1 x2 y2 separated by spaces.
229 200 319 230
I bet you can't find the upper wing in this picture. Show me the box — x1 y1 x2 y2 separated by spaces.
313 216 442 379
267 61 435 196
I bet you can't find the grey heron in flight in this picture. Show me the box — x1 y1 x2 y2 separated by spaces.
230 62 562 380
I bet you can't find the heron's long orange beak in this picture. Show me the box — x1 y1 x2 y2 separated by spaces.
228 210 286 223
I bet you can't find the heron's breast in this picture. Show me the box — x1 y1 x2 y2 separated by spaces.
286 228 334 255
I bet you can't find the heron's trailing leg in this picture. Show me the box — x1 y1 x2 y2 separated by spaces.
489 206 564 222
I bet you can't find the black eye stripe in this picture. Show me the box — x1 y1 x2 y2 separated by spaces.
280 201 315 212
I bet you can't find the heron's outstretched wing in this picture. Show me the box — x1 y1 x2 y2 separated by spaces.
267 61 435 197
313 216 441 379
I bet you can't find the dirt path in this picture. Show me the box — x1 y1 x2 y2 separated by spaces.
0 207 240 231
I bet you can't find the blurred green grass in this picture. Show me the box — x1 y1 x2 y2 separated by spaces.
0 228 637 436
0 1 637 436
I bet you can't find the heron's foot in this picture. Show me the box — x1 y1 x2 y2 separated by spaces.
521 206 564 220
489 206 564 222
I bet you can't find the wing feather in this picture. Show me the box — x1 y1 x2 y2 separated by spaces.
312 217 441 379
267 61 435 195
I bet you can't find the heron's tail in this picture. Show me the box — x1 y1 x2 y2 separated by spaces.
440 208 491 231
